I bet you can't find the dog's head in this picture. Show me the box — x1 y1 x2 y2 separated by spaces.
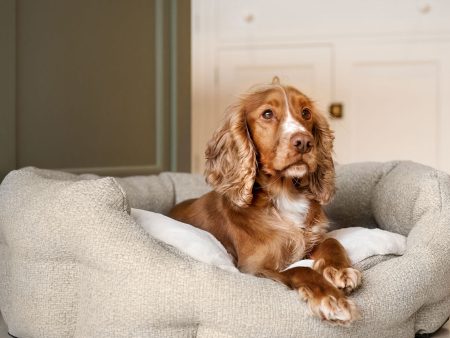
205 78 335 207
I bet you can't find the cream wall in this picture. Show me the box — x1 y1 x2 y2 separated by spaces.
192 0 450 174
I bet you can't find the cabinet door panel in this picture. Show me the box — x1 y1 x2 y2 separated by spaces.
217 46 332 125
335 42 450 172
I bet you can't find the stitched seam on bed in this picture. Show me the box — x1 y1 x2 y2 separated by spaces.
370 161 401 227
162 173 178 207
425 170 444 247
110 177 128 212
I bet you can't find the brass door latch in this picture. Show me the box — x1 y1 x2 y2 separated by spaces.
329 103 343 119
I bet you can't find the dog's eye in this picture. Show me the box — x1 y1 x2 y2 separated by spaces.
302 108 312 120
262 110 274 120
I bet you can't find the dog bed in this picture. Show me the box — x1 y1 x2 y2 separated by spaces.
0 161 449 337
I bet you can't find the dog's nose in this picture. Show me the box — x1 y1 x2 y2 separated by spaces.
291 133 313 154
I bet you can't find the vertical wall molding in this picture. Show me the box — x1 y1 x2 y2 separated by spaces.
170 0 191 172
154 0 166 172
169 0 178 171
156 0 191 174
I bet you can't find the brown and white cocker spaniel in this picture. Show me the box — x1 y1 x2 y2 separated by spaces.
169 78 361 325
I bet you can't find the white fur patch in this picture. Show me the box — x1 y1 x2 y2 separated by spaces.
283 165 308 178
275 192 310 225
284 259 314 270
283 113 306 134
278 86 306 135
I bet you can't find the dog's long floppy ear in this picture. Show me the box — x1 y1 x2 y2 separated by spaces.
308 111 335 204
204 103 257 208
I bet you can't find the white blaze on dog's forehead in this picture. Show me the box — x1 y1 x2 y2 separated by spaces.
277 85 306 133
284 112 306 133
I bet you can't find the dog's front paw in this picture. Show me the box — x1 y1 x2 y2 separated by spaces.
298 287 360 326
322 266 362 294
313 259 361 294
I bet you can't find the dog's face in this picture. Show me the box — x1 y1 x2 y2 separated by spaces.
245 86 319 179
205 81 335 207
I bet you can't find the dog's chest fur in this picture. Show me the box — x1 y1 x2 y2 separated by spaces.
274 192 326 261
238 191 327 273
274 191 310 226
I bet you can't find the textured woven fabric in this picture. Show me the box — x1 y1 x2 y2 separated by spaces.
0 162 449 337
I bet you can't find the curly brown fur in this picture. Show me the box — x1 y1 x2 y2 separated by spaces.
204 102 257 207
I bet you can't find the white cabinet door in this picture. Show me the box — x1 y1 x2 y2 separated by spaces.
216 46 332 126
334 41 450 172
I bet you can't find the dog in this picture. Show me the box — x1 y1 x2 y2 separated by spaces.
169 78 361 325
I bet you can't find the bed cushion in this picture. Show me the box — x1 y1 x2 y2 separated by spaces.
0 162 449 337
131 207 407 272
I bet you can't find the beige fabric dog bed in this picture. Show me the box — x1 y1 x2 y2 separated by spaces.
0 161 449 337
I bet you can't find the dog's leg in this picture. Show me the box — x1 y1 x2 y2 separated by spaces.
261 267 360 326
310 238 362 294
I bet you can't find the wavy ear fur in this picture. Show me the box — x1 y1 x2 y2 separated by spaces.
204 103 257 208
308 111 335 204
